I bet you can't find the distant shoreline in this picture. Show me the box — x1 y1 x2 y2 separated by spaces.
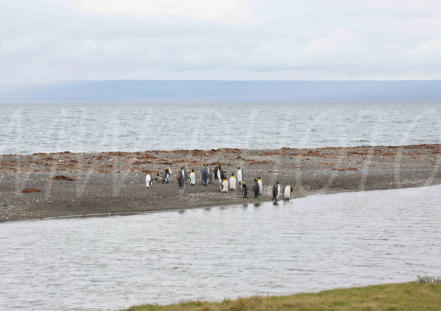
2 80 441 104
1 144 441 223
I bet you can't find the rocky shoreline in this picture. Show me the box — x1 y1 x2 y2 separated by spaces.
1 144 440 222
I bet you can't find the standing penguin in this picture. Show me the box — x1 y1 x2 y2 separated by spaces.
208 167 212 184
257 177 263 197
220 167 226 180
163 168 172 184
178 172 185 189
241 182 248 198
277 181 281 200
189 169 196 185
146 174 152 189
180 166 188 183
201 165 209 185
214 164 224 182
213 165 219 181
217 165 222 183
236 167 243 184
272 181 280 202
220 178 229 193
284 185 293 201
252 179 260 199
229 173 237 191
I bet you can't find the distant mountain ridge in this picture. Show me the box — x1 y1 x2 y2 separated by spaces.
0 80 440 103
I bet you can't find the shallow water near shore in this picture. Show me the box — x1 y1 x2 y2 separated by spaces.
1 102 441 154
1 185 441 310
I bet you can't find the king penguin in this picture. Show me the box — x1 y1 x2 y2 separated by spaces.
146 174 152 189
284 185 293 201
241 182 248 198
272 181 280 202
257 177 263 197
180 166 188 182
178 172 185 189
202 165 209 185
236 167 243 184
277 182 281 200
217 164 224 183
229 173 237 191
163 167 172 184
189 169 196 185
220 178 229 193
253 179 260 199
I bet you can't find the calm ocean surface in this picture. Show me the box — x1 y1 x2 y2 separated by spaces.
1 102 441 154
1 185 440 310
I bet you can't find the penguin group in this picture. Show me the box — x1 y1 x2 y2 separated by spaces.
144 163 294 202
153 167 172 184
272 181 293 202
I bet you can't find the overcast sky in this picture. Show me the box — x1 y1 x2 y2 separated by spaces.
1 0 441 84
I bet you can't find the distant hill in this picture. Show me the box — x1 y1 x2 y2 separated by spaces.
0 80 440 103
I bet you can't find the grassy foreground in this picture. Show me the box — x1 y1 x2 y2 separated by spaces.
124 282 441 311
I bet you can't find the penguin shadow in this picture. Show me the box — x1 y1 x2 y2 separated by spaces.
272 200 279 207
254 203 261 208
203 207 211 212
178 209 185 214
177 188 185 200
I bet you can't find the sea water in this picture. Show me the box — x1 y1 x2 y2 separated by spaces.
1 185 440 310
1 102 440 154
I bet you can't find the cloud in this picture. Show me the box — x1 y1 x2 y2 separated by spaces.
0 0 441 84
360 0 436 12
68 0 255 22
410 40 441 54
304 29 355 54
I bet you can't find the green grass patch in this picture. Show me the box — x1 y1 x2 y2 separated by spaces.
123 282 441 311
